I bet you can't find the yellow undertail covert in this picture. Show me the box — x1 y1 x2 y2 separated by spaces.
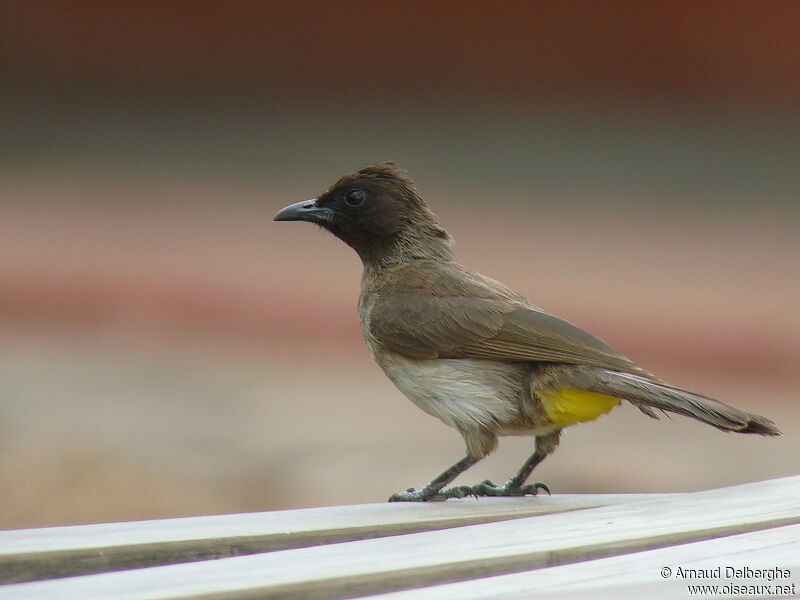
538 388 621 427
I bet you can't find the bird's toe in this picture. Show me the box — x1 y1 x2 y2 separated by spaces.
466 480 551 497
388 487 444 502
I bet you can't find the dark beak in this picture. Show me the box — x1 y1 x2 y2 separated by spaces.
274 199 333 223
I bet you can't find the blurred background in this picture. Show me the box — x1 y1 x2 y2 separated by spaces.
2 1 799 529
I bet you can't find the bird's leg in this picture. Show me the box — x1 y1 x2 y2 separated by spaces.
471 431 561 497
388 455 480 502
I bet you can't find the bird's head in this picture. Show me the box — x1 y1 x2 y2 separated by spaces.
274 162 453 265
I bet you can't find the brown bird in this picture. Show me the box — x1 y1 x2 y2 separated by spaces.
274 162 781 501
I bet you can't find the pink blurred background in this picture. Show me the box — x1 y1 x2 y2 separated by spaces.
1 2 799 528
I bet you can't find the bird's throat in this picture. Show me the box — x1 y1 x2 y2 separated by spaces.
360 224 455 272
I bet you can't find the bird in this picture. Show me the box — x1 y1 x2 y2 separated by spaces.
274 162 781 502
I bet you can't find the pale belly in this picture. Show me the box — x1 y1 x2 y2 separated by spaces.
375 351 532 433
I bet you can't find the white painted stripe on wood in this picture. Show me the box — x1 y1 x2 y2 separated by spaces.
0 494 663 583
367 522 800 599
1 476 799 600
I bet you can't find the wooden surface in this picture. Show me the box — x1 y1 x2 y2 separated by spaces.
371 524 800 600
0 477 798 599
0 493 662 584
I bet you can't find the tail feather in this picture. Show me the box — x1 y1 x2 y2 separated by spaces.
575 368 781 436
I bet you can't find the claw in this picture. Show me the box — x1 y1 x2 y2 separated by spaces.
511 482 548 496
526 482 551 496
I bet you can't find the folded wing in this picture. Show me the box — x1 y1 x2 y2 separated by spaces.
370 293 656 380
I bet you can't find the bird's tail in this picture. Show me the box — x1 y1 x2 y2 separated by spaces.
540 365 781 435
592 368 781 435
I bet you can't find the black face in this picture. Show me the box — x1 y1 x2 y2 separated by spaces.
275 170 414 256
318 179 411 248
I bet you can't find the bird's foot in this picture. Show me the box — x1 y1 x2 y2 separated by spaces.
388 485 479 502
468 479 551 497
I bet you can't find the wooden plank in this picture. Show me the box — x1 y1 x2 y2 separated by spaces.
369 523 800 599
0 493 659 583
1 476 798 600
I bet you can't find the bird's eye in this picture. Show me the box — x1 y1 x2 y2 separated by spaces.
344 188 367 207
